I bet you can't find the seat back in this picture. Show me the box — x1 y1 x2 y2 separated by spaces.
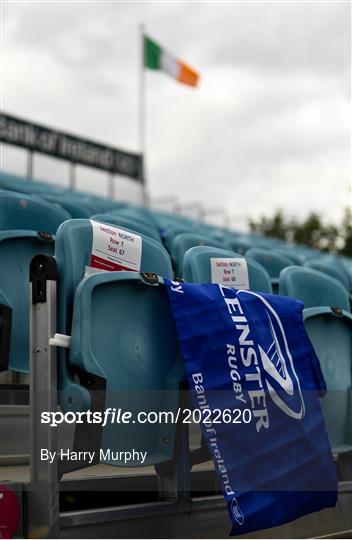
37 194 92 219
279 266 350 311
183 246 272 293
0 190 71 232
162 225 192 253
69 272 183 466
224 237 253 255
246 248 293 292
303 314 352 454
340 257 352 288
110 206 158 228
0 172 65 196
305 258 350 292
279 266 352 454
171 233 224 276
274 249 302 266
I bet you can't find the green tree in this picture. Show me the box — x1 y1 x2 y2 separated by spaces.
248 209 351 254
339 207 352 257
291 213 338 251
249 210 289 241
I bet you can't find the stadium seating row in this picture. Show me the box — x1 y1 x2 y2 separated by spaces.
0 171 351 470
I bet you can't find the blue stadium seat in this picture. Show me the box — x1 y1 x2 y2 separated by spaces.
54 219 174 412
110 206 159 229
273 249 302 266
183 246 272 293
224 237 253 255
340 256 352 284
171 233 224 277
279 266 352 455
291 246 321 263
162 225 194 253
51 220 180 469
0 190 71 231
305 257 350 292
0 172 65 195
208 229 229 243
246 248 293 292
0 192 70 372
37 194 92 219
69 272 183 466
91 213 162 243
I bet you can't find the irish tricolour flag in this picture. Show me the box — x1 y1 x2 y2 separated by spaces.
144 34 199 87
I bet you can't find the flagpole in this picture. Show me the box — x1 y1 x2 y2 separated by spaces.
138 22 148 206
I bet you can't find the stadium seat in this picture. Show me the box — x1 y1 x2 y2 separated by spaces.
279 266 352 455
274 248 302 266
37 194 92 219
340 256 352 284
43 219 181 471
291 246 320 263
183 246 272 293
0 171 66 196
162 225 194 253
208 229 229 243
171 233 224 277
62 193 100 214
0 192 70 372
110 205 159 229
246 248 293 292
92 213 162 243
305 257 350 292
69 272 183 466
224 237 253 255
53 219 174 413
0 190 71 231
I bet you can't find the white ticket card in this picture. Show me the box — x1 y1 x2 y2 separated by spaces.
210 258 249 289
89 219 142 272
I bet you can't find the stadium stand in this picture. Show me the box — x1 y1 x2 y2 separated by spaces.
0 170 351 538
279 266 352 455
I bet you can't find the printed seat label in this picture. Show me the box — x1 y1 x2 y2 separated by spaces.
211 257 249 289
89 219 142 272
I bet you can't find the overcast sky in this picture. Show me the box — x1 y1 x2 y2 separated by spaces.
2 0 351 227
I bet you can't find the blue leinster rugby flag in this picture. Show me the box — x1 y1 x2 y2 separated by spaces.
164 280 337 536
